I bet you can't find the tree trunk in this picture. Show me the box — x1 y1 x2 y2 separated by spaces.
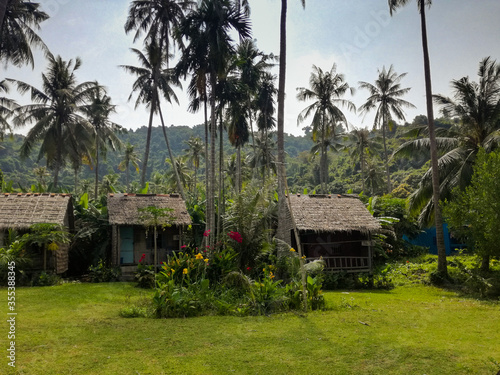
141 107 155 187
217 111 224 241
276 0 289 251
159 106 185 200
0 0 7 33
125 162 130 193
382 112 391 194
203 95 210 246
209 74 217 246
420 3 447 277
236 144 241 194
480 254 490 273
360 150 366 193
95 143 99 199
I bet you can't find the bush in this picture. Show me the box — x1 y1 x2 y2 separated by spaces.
88 259 121 282
134 263 155 289
31 271 62 286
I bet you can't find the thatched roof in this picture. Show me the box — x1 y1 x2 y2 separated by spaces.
107 194 191 226
0 193 74 230
288 194 381 234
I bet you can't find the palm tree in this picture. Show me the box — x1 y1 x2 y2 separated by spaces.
0 0 48 68
11 53 97 188
297 64 355 193
276 0 305 247
345 128 383 193
124 0 194 62
184 136 204 195
388 0 447 276
177 0 251 242
358 65 415 194
0 80 17 140
120 42 183 196
81 82 123 199
255 72 277 181
394 57 500 233
247 131 277 184
234 39 275 148
118 142 141 192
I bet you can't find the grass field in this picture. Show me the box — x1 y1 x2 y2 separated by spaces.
1 282 499 374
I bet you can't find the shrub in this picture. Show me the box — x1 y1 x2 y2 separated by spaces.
31 271 62 286
88 259 121 282
134 263 155 289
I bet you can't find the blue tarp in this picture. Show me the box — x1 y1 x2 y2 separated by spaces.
403 223 466 255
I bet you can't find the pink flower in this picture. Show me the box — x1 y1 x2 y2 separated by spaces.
181 245 187 249
203 230 211 237
228 231 243 244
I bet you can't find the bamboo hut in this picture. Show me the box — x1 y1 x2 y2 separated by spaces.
286 194 381 272
107 194 191 277
0 193 74 273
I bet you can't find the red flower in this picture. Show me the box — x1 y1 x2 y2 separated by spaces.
228 231 243 244
246 267 251 271
203 230 211 237
181 245 187 249
139 253 146 263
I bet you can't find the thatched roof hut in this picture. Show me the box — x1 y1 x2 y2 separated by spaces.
0 193 74 274
108 194 192 272
285 194 381 272
107 193 191 226
0 193 74 230
288 194 381 234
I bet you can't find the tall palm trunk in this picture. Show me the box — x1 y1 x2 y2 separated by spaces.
203 95 210 244
209 74 217 245
159 106 185 199
0 0 7 35
360 149 366 193
382 112 391 193
320 115 327 193
217 111 224 241
420 3 447 276
141 106 155 187
276 0 289 248
125 161 130 193
94 142 99 199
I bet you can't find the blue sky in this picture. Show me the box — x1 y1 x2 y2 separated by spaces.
3 0 500 136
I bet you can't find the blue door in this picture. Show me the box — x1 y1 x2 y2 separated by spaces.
120 226 134 264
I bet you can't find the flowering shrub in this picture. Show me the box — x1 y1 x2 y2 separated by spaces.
228 231 243 244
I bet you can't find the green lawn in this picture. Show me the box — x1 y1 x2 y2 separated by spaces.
1 282 499 375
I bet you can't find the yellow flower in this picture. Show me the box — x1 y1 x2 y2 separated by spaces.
195 253 203 260
204 258 209 263
290 248 296 252
269 272 275 279
47 242 59 252
263 268 266 272
301 255 306 260
183 268 188 275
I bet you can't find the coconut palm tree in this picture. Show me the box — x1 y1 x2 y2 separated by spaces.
11 54 97 188
0 80 17 140
118 142 141 192
81 82 123 199
120 42 183 196
345 128 383 193
297 64 355 193
1 0 48 68
358 65 415 194
184 136 204 195
388 0 447 276
177 0 251 242
394 57 500 228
